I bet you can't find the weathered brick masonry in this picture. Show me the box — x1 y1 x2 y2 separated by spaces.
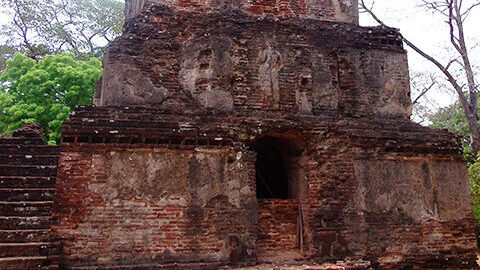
96 5 409 120
0 124 59 269
52 106 479 268
46 0 480 269
257 199 299 253
124 0 359 23
54 144 257 268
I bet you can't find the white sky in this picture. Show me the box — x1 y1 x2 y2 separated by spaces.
360 0 480 109
1 0 479 113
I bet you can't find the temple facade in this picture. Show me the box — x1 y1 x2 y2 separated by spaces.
0 0 478 269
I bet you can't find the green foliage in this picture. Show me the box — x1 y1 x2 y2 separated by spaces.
430 101 478 165
430 102 471 146
469 158 480 222
0 53 101 144
0 44 18 71
430 101 480 225
0 0 124 68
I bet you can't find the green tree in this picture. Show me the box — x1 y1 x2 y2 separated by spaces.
360 0 480 155
0 53 102 144
431 101 480 241
0 0 124 69
430 102 472 147
429 100 480 167
468 159 480 220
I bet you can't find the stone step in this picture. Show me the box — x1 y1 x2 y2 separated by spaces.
0 165 57 177
0 189 54 201
0 154 58 166
46 263 59 270
68 262 225 269
0 201 53 216
0 256 50 269
0 138 45 145
0 145 59 156
0 229 51 243
0 216 51 230
0 176 56 188
0 242 57 258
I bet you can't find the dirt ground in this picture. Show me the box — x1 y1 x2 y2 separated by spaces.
224 254 480 270
229 263 351 270
223 258 371 270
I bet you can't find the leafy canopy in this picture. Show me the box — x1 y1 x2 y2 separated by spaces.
430 101 480 224
0 53 102 144
469 160 480 221
0 0 124 69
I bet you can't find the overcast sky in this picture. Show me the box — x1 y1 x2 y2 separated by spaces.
360 0 480 110
1 0 479 112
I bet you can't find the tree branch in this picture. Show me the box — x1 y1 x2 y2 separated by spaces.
413 81 436 105
359 0 468 109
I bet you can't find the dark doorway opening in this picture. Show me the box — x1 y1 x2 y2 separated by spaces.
254 135 304 199
255 136 290 199
253 134 307 262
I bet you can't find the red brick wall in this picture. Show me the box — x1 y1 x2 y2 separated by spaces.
98 6 408 119
52 145 257 268
300 134 479 268
257 199 299 252
125 0 359 23
58 107 479 268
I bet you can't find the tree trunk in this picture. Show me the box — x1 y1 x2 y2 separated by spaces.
466 109 480 154
359 0 480 155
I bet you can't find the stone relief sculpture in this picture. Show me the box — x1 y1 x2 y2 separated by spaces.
258 45 283 109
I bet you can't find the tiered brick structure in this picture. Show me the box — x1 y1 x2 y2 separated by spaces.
51 0 479 269
0 124 59 269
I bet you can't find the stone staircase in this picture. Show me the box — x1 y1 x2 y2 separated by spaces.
0 124 59 269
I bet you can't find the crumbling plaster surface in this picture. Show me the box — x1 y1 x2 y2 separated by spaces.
54 146 257 267
353 160 471 223
299 128 477 268
337 49 412 118
53 0 477 264
348 159 477 265
179 36 234 112
95 7 408 119
55 107 480 268
95 148 251 207
124 0 359 23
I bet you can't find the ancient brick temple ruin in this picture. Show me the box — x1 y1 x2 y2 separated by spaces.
1 0 479 269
